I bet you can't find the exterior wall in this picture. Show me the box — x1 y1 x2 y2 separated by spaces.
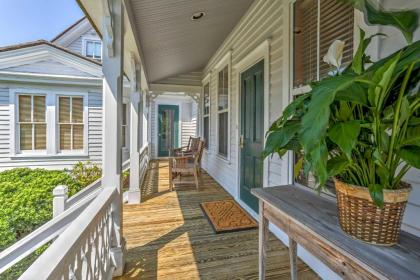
201 0 289 199
150 94 197 158
0 83 103 170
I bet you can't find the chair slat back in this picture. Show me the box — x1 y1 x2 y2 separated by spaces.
190 137 200 152
195 140 205 165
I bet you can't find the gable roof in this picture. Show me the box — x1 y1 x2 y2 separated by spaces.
0 40 101 66
51 17 87 42
0 40 102 78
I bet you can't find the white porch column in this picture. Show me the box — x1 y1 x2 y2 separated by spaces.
127 56 141 204
101 0 125 276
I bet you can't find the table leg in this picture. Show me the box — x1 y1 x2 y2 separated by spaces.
259 201 269 280
289 237 298 280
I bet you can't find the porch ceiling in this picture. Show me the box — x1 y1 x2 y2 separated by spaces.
127 0 255 83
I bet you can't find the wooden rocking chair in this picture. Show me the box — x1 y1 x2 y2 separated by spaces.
171 136 200 157
169 140 204 191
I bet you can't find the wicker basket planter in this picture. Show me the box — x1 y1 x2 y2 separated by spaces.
334 179 411 246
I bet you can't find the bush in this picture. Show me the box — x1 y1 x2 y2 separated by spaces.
69 161 102 187
0 168 82 250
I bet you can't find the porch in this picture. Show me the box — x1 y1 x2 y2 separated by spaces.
118 160 318 279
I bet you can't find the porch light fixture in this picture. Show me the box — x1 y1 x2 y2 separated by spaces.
191 11 206 21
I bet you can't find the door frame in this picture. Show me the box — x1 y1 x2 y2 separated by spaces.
154 100 182 158
234 39 271 212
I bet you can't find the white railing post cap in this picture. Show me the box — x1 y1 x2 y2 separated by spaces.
53 185 68 196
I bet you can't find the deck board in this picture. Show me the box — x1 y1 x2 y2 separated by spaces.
117 160 319 279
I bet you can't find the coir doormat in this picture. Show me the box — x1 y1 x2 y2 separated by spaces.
200 199 258 234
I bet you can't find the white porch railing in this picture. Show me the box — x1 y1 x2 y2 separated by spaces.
19 186 120 280
0 188 97 274
139 144 150 186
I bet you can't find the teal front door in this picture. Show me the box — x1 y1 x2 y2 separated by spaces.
240 60 264 213
158 105 179 157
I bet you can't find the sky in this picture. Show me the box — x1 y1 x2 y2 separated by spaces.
0 0 84 47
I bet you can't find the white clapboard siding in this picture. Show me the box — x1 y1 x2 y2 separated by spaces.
4 60 95 77
87 91 103 162
201 0 288 197
0 88 10 157
67 28 100 55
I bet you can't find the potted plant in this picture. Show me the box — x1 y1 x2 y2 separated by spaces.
263 0 420 245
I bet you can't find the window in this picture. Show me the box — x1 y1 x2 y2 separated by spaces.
293 0 354 89
203 83 210 149
292 0 354 193
122 103 127 148
18 95 46 151
217 65 229 157
59 96 84 150
85 40 102 60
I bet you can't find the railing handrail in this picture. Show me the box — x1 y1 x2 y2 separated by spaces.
19 186 118 280
67 159 131 208
0 187 100 274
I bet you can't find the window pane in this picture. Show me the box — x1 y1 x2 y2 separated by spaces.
60 124 72 150
20 124 32 150
72 97 83 123
33 96 45 122
94 42 101 58
73 124 84 149
203 83 210 115
293 0 318 88
218 66 228 111
19 95 32 122
204 116 209 149
86 41 94 57
34 124 46 150
319 0 354 78
59 97 71 123
218 112 228 156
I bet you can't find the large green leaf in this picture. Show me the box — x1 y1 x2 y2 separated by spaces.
368 183 384 207
268 94 310 132
335 82 368 105
328 121 361 158
364 0 419 44
263 123 300 158
402 126 420 146
339 0 419 44
400 145 420 169
327 155 350 177
309 141 329 186
300 75 357 154
351 28 385 74
367 51 400 107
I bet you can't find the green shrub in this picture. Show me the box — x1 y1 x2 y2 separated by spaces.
69 161 102 187
0 168 82 250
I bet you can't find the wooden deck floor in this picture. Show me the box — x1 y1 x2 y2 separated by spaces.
117 160 319 280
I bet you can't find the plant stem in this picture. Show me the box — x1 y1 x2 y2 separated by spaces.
387 63 415 169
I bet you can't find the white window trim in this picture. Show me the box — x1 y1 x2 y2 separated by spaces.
56 94 88 154
202 73 211 153
82 37 102 60
214 51 232 162
9 88 89 157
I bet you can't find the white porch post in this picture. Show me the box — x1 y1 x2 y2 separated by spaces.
101 0 125 276
127 55 141 204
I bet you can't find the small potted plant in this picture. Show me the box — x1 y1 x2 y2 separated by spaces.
263 0 420 245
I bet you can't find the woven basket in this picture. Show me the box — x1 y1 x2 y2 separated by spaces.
334 179 411 246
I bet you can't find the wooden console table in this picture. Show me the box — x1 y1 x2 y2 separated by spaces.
251 185 420 280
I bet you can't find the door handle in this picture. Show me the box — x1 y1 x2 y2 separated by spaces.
240 135 244 149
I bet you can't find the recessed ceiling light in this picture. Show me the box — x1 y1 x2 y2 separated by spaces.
191 11 206 21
